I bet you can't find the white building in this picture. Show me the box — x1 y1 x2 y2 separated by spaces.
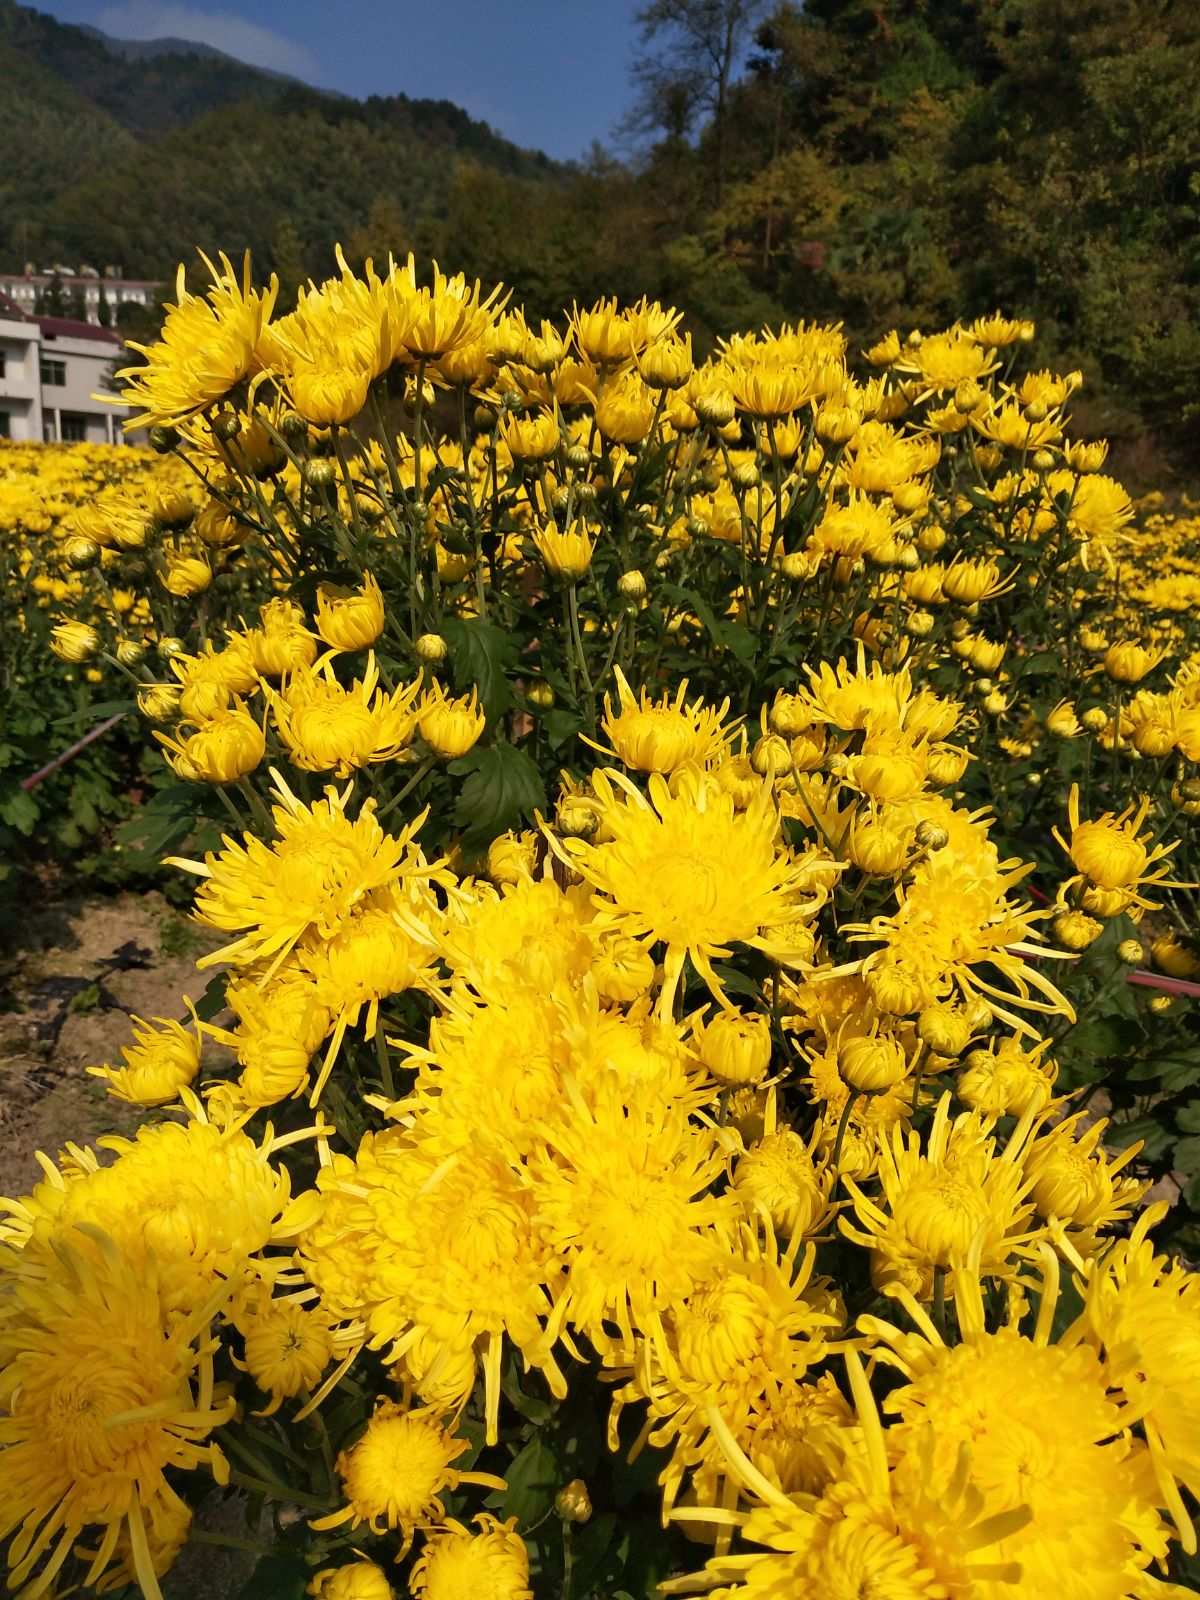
0 293 139 444
0 267 162 329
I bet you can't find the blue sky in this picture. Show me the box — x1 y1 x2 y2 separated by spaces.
37 0 644 159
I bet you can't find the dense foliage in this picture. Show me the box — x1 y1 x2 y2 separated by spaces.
5 249 1200 1598
0 441 219 917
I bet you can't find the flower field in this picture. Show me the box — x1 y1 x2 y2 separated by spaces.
3 251 1200 1598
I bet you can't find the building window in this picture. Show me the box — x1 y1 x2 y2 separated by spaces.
0 352 6 379
0 412 10 439
40 357 66 387
60 413 89 442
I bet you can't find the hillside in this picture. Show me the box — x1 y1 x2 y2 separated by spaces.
0 0 558 280
0 0 295 134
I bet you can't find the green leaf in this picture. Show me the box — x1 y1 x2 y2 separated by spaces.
193 971 229 1023
543 709 584 751
1107 1115 1171 1162
1176 1101 1200 1134
1173 1135 1200 1177
0 788 39 836
569 1512 618 1596
1134 1049 1200 1093
235 1553 308 1600
491 1433 558 1528
442 616 518 724
451 743 546 854
662 584 757 663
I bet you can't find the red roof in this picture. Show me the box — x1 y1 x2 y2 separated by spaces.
36 316 122 345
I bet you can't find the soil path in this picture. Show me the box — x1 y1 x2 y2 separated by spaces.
0 891 219 1194
0 891 260 1596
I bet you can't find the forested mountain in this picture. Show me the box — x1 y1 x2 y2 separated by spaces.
0 0 558 281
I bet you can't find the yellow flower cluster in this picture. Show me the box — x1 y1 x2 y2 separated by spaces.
6 252 1200 1599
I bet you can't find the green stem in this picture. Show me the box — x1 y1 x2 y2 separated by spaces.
932 1266 948 1339
832 1091 858 1171
374 1026 396 1100
374 756 436 824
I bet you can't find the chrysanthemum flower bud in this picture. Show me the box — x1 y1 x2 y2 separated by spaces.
1065 439 1109 473
415 633 449 664
315 576 385 653
815 405 859 445
50 621 99 662
1053 910 1104 950
556 1479 593 1524
1078 625 1109 654
926 746 969 786
304 458 337 489
63 535 101 570
914 820 949 851
148 424 180 453
846 820 910 876
839 1033 909 1092
768 694 811 738
1117 939 1145 965
692 1009 772 1086
160 704 266 784
526 681 555 709
639 336 692 391
751 734 793 777
137 684 180 720
309 1558 394 1600
916 1005 971 1057
592 938 655 1004
780 551 814 581
162 555 213 597
695 388 735 427
115 637 147 667
418 687 485 759
1080 706 1109 732
890 481 926 517
1148 993 1177 1014
1032 448 1056 471
556 797 599 838
1104 642 1160 684
486 832 538 886
618 569 647 600
533 519 595 581
906 610 935 637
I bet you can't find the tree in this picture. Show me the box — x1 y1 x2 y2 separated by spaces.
625 0 770 201
270 216 309 310
96 282 112 327
34 269 66 316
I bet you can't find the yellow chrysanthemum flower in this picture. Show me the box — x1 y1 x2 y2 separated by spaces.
551 767 830 1015
118 251 278 428
592 666 737 774
0 1231 233 1600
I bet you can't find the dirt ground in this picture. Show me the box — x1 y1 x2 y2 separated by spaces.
0 890 220 1195
0 891 264 1596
